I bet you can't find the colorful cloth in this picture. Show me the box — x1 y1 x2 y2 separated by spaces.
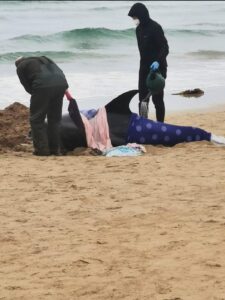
103 144 146 157
81 107 112 151
126 113 211 146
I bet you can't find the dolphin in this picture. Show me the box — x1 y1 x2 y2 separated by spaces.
60 90 138 152
59 89 225 152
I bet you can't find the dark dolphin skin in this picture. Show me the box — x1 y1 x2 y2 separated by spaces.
60 90 138 152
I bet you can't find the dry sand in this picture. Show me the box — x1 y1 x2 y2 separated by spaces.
0 104 225 300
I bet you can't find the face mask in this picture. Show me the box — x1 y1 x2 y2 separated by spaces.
133 19 140 26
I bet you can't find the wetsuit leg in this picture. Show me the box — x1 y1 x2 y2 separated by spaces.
138 66 149 101
47 86 66 155
152 68 166 122
138 66 149 114
152 90 165 122
30 88 51 155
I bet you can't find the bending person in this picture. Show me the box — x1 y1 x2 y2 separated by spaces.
15 56 68 156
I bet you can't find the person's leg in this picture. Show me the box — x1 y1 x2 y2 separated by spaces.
30 89 50 155
138 66 150 115
138 67 149 101
47 86 65 155
152 90 165 122
151 68 167 122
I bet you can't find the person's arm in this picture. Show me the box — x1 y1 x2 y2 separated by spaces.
16 63 32 94
154 25 169 62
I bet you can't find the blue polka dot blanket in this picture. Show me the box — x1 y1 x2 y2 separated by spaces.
126 113 211 146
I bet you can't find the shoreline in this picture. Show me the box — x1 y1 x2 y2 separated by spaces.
1 84 225 113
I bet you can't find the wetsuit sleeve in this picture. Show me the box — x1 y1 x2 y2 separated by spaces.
155 25 169 61
16 64 32 94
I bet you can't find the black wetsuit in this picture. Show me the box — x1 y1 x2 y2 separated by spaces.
128 3 169 122
16 56 68 155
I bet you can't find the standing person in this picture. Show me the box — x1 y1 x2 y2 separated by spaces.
128 2 169 122
15 56 68 156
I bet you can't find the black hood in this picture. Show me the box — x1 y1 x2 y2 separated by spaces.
128 3 150 25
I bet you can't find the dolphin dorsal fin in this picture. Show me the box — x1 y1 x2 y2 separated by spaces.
105 90 138 114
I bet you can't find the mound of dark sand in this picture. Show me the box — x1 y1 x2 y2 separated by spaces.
0 102 32 152
0 102 96 155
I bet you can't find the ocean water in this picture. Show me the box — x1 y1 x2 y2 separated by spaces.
0 0 225 112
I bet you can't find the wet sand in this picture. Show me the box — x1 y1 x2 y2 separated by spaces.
0 104 225 300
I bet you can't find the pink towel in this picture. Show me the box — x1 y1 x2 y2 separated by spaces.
81 107 112 151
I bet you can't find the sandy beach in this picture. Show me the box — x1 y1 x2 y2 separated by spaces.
1 1 225 298
0 101 225 300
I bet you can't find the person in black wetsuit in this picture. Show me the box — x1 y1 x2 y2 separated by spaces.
128 2 169 122
15 56 68 156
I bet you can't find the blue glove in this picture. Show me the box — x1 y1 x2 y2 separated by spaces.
150 61 159 71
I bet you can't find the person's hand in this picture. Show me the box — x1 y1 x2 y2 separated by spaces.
65 89 73 100
150 61 159 71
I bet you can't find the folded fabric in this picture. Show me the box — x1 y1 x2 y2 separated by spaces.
80 109 97 120
103 144 146 157
81 107 112 151
127 113 211 146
